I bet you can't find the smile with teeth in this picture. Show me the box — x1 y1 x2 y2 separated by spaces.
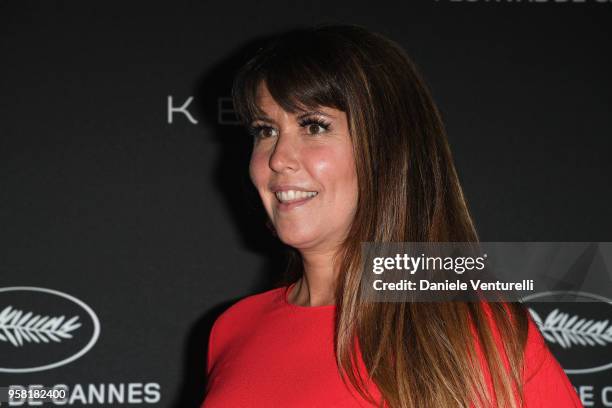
275 190 318 203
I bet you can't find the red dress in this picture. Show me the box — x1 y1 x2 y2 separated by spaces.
201 283 583 407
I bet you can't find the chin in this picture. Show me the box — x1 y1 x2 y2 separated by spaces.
276 229 319 249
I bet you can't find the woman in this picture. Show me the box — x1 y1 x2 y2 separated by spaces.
201 24 582 408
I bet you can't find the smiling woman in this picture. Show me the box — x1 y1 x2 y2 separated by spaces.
200 24 583 408
247 85 358 263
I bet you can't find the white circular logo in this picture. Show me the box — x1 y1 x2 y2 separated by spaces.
523 291 612 375
0 286 101 373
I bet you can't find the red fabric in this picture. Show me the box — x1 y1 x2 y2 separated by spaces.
201 284 583 407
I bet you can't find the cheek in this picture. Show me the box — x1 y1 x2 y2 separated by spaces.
249 150 268 189
308 146 357 199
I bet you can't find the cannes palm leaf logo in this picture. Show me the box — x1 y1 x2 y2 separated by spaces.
529 308 612 349
0 305 82 347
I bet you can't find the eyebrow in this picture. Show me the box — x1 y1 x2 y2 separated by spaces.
250 110 333 124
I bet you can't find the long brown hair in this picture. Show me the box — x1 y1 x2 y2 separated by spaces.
232 23 529 408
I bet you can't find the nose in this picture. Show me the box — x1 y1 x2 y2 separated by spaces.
269 131 299 173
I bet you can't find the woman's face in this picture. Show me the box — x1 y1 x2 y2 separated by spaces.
249 82 358 252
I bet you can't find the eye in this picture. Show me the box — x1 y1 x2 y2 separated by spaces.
247 124 278 140
298 117 331 135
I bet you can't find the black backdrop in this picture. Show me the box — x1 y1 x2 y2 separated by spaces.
1 1 611 407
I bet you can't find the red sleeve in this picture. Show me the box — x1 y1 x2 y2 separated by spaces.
522 315 583 407
205 314 224 397
206 319 217 378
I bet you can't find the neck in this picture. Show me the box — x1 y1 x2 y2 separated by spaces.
290 248 338 307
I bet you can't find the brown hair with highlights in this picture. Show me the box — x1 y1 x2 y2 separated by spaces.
232 23 529 408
